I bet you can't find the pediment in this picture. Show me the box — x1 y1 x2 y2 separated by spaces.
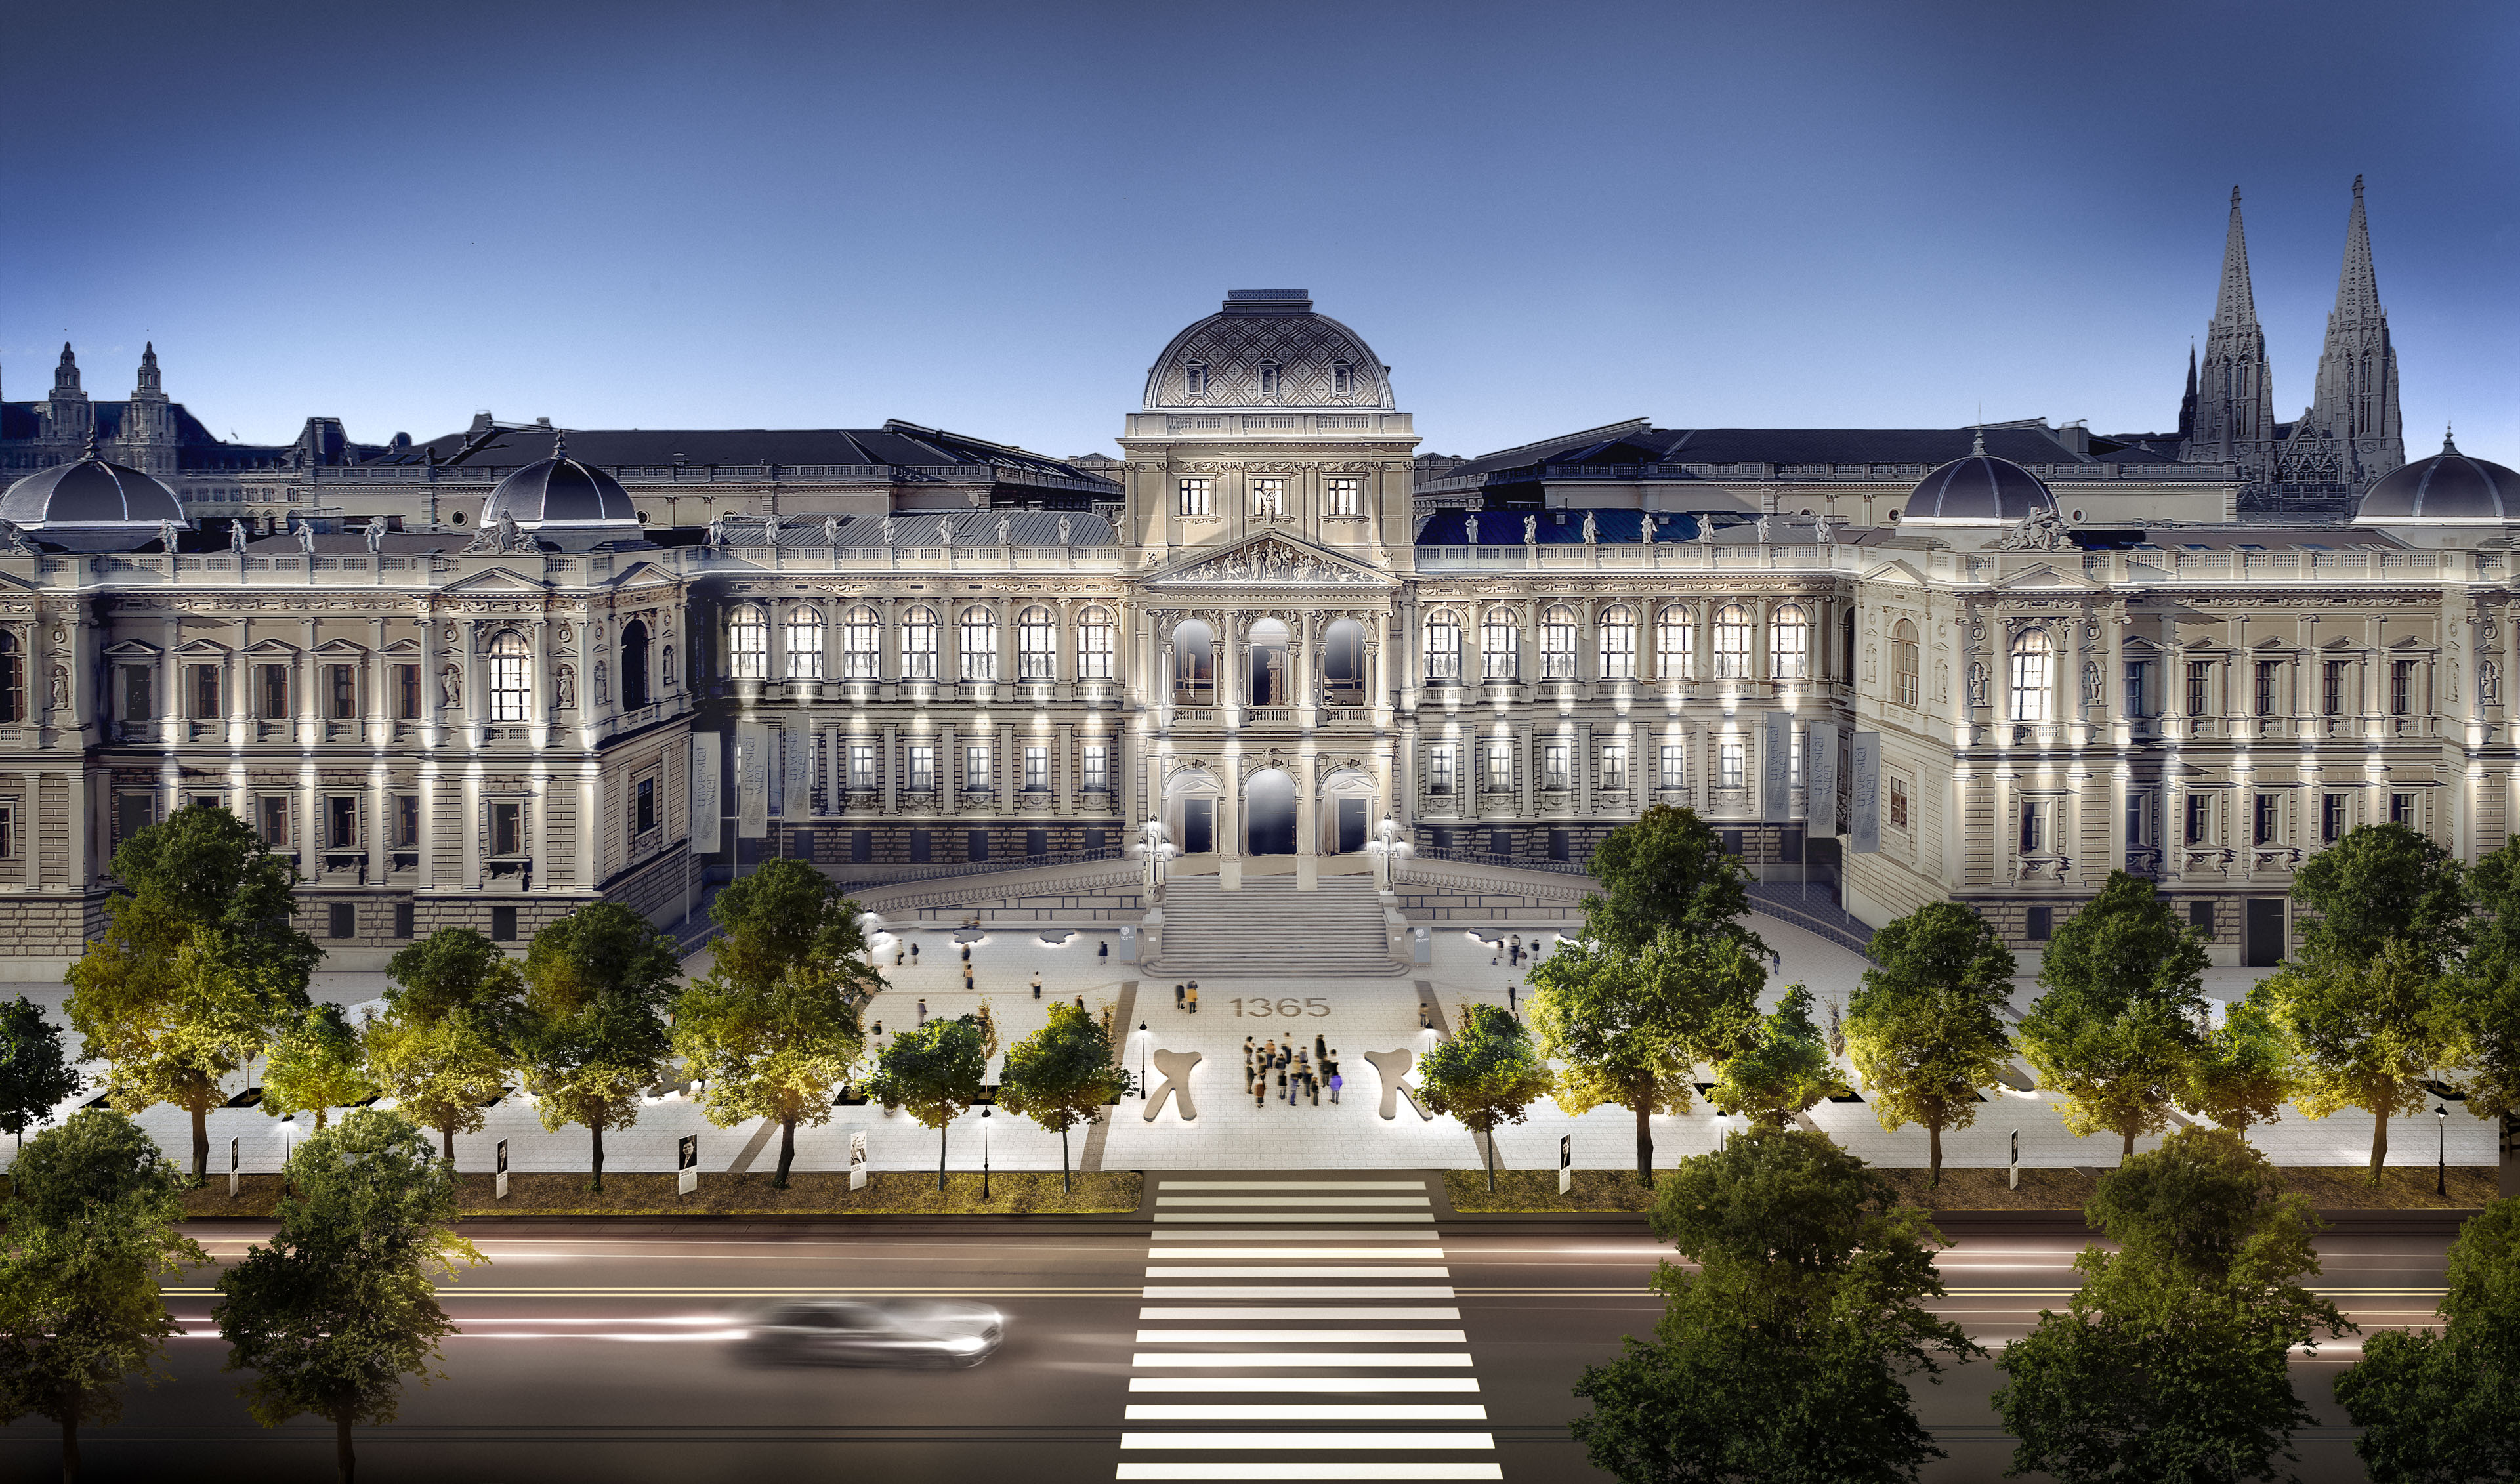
174 637 231 658
604 560 681 591
1994 562 2103 592
313 638 369 656
243 637 299 656
2389 635 2432 650
383 637 421 655
2319 635 2358 650
1860 559 1929 586
1146 534 1391 587
102 639 161 658
438 566 550 595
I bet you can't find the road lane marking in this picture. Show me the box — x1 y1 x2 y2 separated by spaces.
1131 1354 1473 1368
1154 1214 1437 1224
1158 1197 1432 1208
1121 1433 1493 1450
1125 1406 1488 1422
1116 1466 1501 1481
1141 1308 1462 1321
1146 1268 1452 1279
1135 1229 1437 1240
1158 1182 1433 1191
1137 1331 1469 1344
1149 1249 1446 1260
1144 1287 1459 1300
1129 1380 1481 1393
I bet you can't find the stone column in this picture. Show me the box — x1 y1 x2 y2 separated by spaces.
1295 750 1318 890
297 617 319 747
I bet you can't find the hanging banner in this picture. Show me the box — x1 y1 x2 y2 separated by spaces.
688 732 721 855
1849 731 1882 855
784 725 814 820
736 721 770 839
1806 721 1841 836
1761 711 1794 823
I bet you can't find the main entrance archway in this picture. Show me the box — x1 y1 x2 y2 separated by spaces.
1244 767 1296 855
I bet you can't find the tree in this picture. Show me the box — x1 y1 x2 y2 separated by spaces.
1708 983 1843 1133
2292 821 2470 975
1580 805 1769 959
0 1110 205 1483
2254 936 2463 1181
513 904 679 1193
1844 902 2016 1185
2185 1000 2294 1135
2456 843 2520 1194
861 1014 990 1191
0 998 80 1155
368 928 527 1165
261 1004 376 1132
66 807 320 1180
1416 1002 1555 1191
2334 1196 2520 1483
998 1002 1132 1193
1993 1129 2351 1484
215 1109 482 1484
673 860 880 1189
2019 872 2211 1159
1530 928 1764 1183
1570 1129 1979 1484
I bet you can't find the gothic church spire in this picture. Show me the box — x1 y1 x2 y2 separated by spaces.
2189 187 2276 464
2296 174 2403 483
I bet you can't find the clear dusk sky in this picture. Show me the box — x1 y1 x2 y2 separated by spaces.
4 0 2516 462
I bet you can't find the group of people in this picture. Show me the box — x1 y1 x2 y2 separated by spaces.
1248 1034 1341 1107
1172 981 1201 1013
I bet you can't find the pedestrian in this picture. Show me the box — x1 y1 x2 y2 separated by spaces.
963 964 974 992
1031 971 1043 1000
962 942 971 962
909 942 919 966
1186 983 1199 1015
1327 1049 1342 1105
1314 1033 1327 1063
1244 1038 1256 1094
1175 983 1186 1011
1098 939 1109 962
917 998 927 1026
1418 1004 1430 1030
894 944 904 967
1076 994 1085 1011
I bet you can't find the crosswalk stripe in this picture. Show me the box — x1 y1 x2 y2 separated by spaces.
1116 1466 1502 1481
1148 1249 1446 1260
1129 1379 1481 1393
1122 1433 1494 1450
1139 1308 1461 1321
1131 1353 1472 1368
1146 1267 1451 1279
1154 1214 1436 1225
1143 1286 1458 1300
1135 1229 1436 1240
1136 1331 1469 1344
1157 1182 1431 1191
1158 1196 1431 1207
1125 1405 1487 1422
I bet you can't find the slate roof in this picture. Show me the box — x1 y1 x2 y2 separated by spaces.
410 420 1117 488
711 511 1117 547
1431 422 2188 485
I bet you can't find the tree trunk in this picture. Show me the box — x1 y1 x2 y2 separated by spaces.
938 1124 949 1192
192 1100 211 1181
2122 1126 2136 1162
1482 1124 1496 1193
590 1122 606 1195
1633 1101 1654 1185
1928 1120 1944 1187
335 1410 354 1483
773 1117 796 1189
2370 1103 2390 1184
442 1123 456 1165
1060 1123 1072 1195
60 1410 77 1484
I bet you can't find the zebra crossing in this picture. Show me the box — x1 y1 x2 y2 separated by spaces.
1118 1176 1500 1483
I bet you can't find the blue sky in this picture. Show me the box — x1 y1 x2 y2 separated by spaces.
5 0 2515 461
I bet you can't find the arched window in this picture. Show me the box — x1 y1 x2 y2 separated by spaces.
0 632 20 723
1481 610 1520 682
958 606 999 683
2010 629 2053 723
1076 606 1115 680
1332 359 1354 398
785 607 825 680
1598 605 1637 681
900 606 938 681
1257 359 1280 398
1540 605 1579 680
621 620 650 710
1017 605 1057 680
1424 610 1462 683
1712 604 1752 679
1322 618 1365 696
1184 360 1209 398
728 604 768 679
1654 605 1693 681
1173 620 1214 694
1893 618 1920 709
841 607 881 680
489 631 530 721
1769 603 1809 681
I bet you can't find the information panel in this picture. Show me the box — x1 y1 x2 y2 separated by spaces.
1849 731 1882 855
688 732 721 855
1807 721 1841 836
736 721 770 839
1761 711 1794 823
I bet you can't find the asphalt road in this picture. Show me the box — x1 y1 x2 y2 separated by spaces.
0 1184 2464 1484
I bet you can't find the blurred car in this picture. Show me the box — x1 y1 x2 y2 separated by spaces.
740 1298 1004 1368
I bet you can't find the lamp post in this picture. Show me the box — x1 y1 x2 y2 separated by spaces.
1138 1021 1149 1098
2437 1103 2450 1197
982 1107 992 1202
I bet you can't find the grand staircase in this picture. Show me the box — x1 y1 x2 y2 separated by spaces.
1148 874 1406 977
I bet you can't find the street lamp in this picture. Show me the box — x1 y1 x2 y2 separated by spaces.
1138 1021 1149 1097
981 1107 992 1202
2437 1103 2451 1197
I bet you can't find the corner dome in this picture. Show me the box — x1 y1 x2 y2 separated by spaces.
0 446 187 532
481 434 638 530
1899 435 2059 526
1143 290 1395 412
2353 432 2519 524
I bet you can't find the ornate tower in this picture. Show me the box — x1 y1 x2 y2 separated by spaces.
2188 188 2276 474
2176 343 2198 442
2291 175 2403 486
37 343 92 449
119 343 175 474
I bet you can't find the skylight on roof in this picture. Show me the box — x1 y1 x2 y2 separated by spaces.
2184 543 2210 551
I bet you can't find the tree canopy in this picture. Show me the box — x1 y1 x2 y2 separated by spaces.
513 904 680 1193
1416 1002 1555 1191
2334 1196 2520 1484
261 1004 377 1132
1581 805 1769 959
0 996 80 1153
1708 983 1843 1134
996 1001 1131 1193
368 929 525 1166
2251 935 2462 1181
862 1015 992 1190
1844 902 2017 1185
2292 821 2470 974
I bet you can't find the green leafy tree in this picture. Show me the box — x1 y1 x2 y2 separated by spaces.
2019 872 2211 1159
2334 1196 2520 1483
2254 936 2463 1181
1416 1002 1555 1191
998 1002 1133 1193
1709 983 1843 1133
1994 1128 2352 1484
2292 821 2471 975
1570 1129 1979 1484
513 904 680 1193
1844 902 2017 1185
2454 842 2520 1195
1581 804 1770 959
262 1004 376 1132
366 929 526 1166
2185 1000 2295 1135
0 998 81 1155
215 1109 482 1484
862 1014 990 1191
1530 928 1764 1183
66 807 320 1179
673 860 880 1189
0 1110 205 1483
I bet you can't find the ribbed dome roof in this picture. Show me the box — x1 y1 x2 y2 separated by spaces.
1899 434 2059 526
481 434 638 529
1143 290 1393 411
2353 432 2519 524
0 447 186 530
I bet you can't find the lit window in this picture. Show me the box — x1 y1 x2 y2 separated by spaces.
900 607 938 681
1481 612 1519 682
490 801 522 857
964 744 992 792
1326 477 1361 515
1599 742 1628 791
1427 744 1456 796
1484 740 1513 790
489 632 530 721
1251 478 1286 518
1542 744 1569 788
1540 606 1578 680
958 606 998 683
1023 746 1049 792
841 607 881 680
906 744 936 792
1598 606 1636 680
1082 744 1109 792
1657 744 1685 790
1424 612 1462 682
1719 739 1745 789
1076 607 1114 679
1655 606 1693 681
1893 619 1919 708
785 608 826 680
1712 604 1750 679
847 744 877 790
1769 603 1809 681
728 606 768 679
2009 629 2053 723
1179 478 1211 517
1017 606 1057 680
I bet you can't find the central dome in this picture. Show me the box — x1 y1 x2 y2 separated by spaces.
1899 435 2059 526
2353 432 2519 524
0 446 187 541
1143 290 1394 412
481 434 638 530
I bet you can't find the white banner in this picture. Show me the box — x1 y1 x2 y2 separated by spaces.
1849 731 1881 855
1806 721 1840 836
688 732 720 855
736 721 770 839
1761 711 1794 824
783 725 814 820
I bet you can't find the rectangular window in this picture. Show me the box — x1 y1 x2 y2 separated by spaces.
2185 661 2212 717
2026 905 2053 941
964 744 992 794
327 796 357 850
1485 740 1513 791
117 792 154 845
910 828 932 863
907 745 936 792
847 743 877 790
258 797 289 849
2323 660 2347 716
2254 661 2279 717
490 905 518 942
1599 742 1628 792
190 794 220 815
1251 477 1286 517
2391 659 2416 715
1789 725 1805 788
2185 794 2212 845
1325 477 1361 516
1178 478 1211 517
967 829 990 863
2122 661 2149 717
122 666 152 724
1082 744 1109 792
1541 744 1568 789
1022 745 1049 792
1427 744 1456 797
2391 792 2416 826
1719 739 1745 790
328 903 356 940
490 801 522 857
329 664 358 721
2189 900 2216 937
2019 801 2046 855
2126 792 2151 846
191 664 220 719
394 795 419 849
635 778 656 835
393 902 414 939
0 805 16 859
2322 792 2345 844
259 664 290 719
1658 744 1686 791
2253 792 2278 846
1889 778 1910 831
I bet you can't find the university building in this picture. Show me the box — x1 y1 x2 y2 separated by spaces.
1 183 2509 973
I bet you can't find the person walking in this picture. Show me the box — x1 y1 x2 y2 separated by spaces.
1326 1049 1342 1105
1244 1038 1257 1095
909 942 919 967
962 942 972 963
1175 983 1186 1011
1030 970 1043 1000
894 944 905 967
1098 939 1109 963
963 962 975 992
1314 1033 1328 1063
917 998 928 1027
1186 983 1199 1015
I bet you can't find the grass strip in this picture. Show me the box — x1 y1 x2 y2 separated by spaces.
184 1170 1141 1218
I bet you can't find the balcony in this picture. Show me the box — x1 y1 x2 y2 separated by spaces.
484 857 532 893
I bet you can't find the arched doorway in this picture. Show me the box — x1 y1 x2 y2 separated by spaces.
620 620 650 710
1321 618 1365 703
1248 618 1290 706
1172 620 1215 701
1244 768 1296 855
1319 767 1377 855
1164 765 1221 858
